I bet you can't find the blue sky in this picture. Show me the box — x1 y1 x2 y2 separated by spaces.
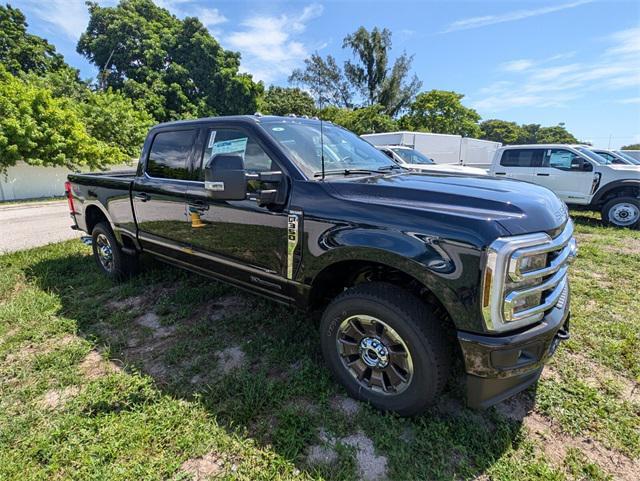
12 0 640 148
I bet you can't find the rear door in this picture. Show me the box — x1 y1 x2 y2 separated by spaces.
534 148 595 204
132 128 197 258
184 124 292 298
493 148 543 182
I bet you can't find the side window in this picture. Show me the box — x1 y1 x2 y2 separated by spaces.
544 149 582 171
598 152 615 162
147 130 196 179
500 149 542 167
201 129 275 175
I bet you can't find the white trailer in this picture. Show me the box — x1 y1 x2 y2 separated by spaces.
362 131 501 169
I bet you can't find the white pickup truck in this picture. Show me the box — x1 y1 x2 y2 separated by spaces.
376 145 487 175
489 144 640 228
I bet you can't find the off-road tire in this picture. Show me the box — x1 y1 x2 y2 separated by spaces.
91 222 138 281
320 282 450 416
601 196 640 229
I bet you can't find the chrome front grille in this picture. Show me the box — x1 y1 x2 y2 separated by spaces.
482 220 577 332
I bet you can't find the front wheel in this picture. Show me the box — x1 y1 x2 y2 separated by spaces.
601 197 640 229
319 282 450 416
91 222 138 281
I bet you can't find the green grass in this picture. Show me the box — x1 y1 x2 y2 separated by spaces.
0 212 638 480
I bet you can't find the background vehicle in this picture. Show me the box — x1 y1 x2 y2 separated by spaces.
67 115 574 414
621 150 640 162
362 131 502 169
490 144 640 228
376 145 487 175
591 148 640 165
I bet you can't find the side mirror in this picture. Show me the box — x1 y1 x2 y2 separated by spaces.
205 154 247 200
247 171 288 207
581 161 593 172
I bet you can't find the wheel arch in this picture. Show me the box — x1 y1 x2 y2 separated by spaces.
590 180 640 207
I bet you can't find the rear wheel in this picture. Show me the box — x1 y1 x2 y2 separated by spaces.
91 222 138 281
601 197 640 229
319 282 450 416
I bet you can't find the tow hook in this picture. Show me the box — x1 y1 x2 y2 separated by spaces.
81 236 93 246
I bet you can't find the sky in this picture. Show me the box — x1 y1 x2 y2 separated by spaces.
12 0 640 148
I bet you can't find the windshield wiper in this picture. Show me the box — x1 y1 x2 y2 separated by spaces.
376 164 404 171
313 168 382 177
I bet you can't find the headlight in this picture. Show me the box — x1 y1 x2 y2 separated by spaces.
481 221 576 333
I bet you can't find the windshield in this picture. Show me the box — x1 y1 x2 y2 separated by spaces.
615 151 640 165
576 147 611 165
261 119 397 177
390 147 435 165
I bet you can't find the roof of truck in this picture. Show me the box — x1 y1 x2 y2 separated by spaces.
151 114 323 130
498 144 591 150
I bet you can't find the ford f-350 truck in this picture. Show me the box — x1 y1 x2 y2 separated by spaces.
67 115 576 415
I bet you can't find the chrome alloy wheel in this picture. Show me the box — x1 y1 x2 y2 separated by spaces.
336 315 414 395
609 202 640 226
95 233 114 272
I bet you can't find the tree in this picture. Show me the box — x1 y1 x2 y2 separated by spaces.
400 90 481 137
289 54 353 108
0 4 78 78
621 143 640 150
480 119 526 144
0 68 127 174
77 0 262 121
319 105 398 135
342 27 421 116
535 124 578 144
519 124 541 144
261 86 316 117
290 27 420 116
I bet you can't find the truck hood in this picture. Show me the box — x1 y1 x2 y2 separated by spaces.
604 164 640 174
405 164 488 175
326 172 568 237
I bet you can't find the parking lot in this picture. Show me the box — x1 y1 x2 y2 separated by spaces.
0 211 637 481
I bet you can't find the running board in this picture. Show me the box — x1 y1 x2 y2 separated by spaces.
80 236 93 246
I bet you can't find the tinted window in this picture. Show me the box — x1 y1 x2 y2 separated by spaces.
596 151 616 162
390 148 435 165
147 130 196 179
500 149 543 167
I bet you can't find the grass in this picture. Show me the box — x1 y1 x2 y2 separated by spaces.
0 211 638 480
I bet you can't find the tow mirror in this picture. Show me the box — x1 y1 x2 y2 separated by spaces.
247 171 288 207
204 154 247 200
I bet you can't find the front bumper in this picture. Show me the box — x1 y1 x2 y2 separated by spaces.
458 299 570 409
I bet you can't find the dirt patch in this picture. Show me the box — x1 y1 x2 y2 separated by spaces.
601 243 640 256
79 350 121 380
215 346 246 374
179 451 224 480
524 411 639 481
207 295 248 322
4 334 78 364
306 444 338 465
135 312 175 338
341 431 389 481
107 294 145 312
40 385 80 410
494 392 534 421
331 395 361 417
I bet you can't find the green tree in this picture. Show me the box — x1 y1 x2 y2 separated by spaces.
79 89 154 157
77 0 262 121
535 123 578 144
400 90 481 137
319 105 398 135
261 86 316 117
289 54 353 108
480 119 526 144
0 4 78 78
342 27 421 116
519 124 541 144
0 68 127 174
621 143 640 150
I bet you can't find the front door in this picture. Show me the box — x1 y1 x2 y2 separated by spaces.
534 149 596 204
132 128 197 259
185 126 291 298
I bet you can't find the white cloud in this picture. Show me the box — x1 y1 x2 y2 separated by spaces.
193 8 227 28
20 0 92 40
225 3 324 83
471 27 640 112
442 0 593 33
617 97 640 104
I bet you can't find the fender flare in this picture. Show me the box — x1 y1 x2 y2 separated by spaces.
591 180 640 206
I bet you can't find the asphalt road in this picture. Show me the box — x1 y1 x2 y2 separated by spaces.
0 200 83 254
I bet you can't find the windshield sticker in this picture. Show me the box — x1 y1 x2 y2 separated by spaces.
211 138 248 156
272 127 285 131
207 131 217 148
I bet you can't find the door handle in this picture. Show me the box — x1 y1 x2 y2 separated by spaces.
134 193 150 202
495 172 506 175
536 173 550 176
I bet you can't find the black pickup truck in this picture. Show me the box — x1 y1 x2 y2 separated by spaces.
67 115 576 414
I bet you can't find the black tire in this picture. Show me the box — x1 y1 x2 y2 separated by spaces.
91 222 138 281
601 196 640 229
319 282 450 416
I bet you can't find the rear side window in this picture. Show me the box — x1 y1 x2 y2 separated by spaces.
147 130 197 179
500 149 543 167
